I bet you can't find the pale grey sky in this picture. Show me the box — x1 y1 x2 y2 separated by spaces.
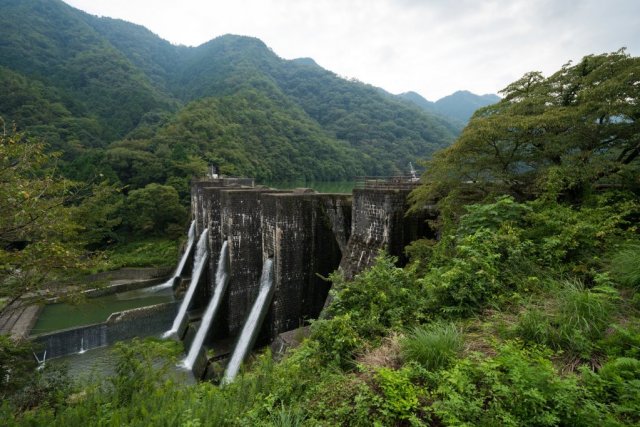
63 0 640 100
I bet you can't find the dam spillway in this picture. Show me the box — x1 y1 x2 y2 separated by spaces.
28 176 435 374
181 176 435 379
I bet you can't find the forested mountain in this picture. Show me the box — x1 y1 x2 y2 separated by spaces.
0 0 460 189
400 90 500 123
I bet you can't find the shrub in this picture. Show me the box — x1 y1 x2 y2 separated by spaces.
600 325 640 359
401 322 463 371
458 195 532 235
374 367 421 424
583 357 640 425
123 183 187 235
327 253 426 340
310 314 363 368
431 342 602 426
610 244 640 288
420 225 534 316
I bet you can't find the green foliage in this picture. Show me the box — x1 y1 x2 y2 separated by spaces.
151 89 364 181
72 182 124 248
310 314 363 368
583 357 640 425
326 253 427 341
0 0 458 195
123 184 187 236
401 322 463 371
457 195 532 235
431 343 602 426
410 49 640 209
268 404 306 427
600 324 640 359
611 244 640 288
0 335 36 401
374 367 421 424
420 225 534 315
554 282 617 357
107 338 181 405
97 237 179 270
514 281 617 359
0 130 88 298
0 336 71 415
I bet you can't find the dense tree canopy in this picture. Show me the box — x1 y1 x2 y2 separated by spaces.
0 0 460 187
0 129 85 301
410 50 640 210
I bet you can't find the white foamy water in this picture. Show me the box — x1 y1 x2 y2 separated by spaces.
163 228 209 338
222 258 274 384
181 241 230 370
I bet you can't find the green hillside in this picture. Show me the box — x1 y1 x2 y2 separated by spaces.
399 89 501 123
0 0 176 143
0 0 458 189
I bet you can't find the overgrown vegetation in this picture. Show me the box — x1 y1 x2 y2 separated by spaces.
3 190 639 426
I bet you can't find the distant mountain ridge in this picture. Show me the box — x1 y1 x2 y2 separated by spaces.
399 90 501 123
0 0 465 188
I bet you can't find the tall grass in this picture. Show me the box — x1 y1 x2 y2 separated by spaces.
515 309 551 345
401 322 463 370
513 280 617 359
556 280 615 342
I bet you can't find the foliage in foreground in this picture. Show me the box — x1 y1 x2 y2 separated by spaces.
3 192 639 426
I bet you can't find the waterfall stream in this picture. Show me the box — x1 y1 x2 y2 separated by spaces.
181 241 230 370
148 221 196 292
163 229 209 338
222 258 274 384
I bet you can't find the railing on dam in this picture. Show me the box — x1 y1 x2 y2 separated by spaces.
354 176 421 190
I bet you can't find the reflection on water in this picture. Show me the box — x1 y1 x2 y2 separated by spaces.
32 286 174 335
260 180 354 193
50 342 196 385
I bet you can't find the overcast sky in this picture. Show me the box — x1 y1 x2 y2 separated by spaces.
63 0 639 100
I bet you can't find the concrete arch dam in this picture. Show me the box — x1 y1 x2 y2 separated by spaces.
181 177 434 378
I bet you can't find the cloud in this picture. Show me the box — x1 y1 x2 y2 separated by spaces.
64 0 640 100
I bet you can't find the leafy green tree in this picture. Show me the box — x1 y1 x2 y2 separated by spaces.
410 50 640 210
72 181 124 248
0 128 85 302
123 183 186 235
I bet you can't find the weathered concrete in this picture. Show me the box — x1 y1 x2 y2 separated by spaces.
221 188 283 336
190 179 255 310
339 188 434 279
261 193 345 340
270 326 310 358
0 302 41 339
191 178 255 237
82 267 172 284
0 267 174 340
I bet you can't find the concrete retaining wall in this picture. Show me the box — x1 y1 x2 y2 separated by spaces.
32 302 178 359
